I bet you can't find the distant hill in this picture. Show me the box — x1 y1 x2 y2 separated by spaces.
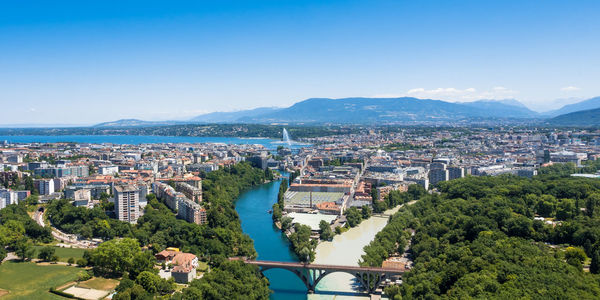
93 119 184 127
547 96 600 116
549 107 600 126
189 107 281 123
460 99 538 118
96 97 543 127
238 97 540 124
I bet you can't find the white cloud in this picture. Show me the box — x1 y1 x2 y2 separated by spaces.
561 86 580 92
371 86 518 102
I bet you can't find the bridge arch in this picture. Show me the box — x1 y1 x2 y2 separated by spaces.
258 266 387 293
260 265 313 291
238 259 404 294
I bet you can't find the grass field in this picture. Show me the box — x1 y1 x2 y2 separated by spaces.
33 246 86 263
77 277 119 291
0 261 80 299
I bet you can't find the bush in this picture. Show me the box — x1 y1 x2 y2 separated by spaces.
37 246 55 261
76 258 87 267
77 271 92 282
68 257 75 265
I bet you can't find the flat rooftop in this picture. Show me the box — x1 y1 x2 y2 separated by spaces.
284 191 344 206
288 212 337 231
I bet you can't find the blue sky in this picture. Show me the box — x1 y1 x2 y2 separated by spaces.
1 0 599 124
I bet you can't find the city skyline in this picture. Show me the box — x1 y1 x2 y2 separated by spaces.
1 0 599 124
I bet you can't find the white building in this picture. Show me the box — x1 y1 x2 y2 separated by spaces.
37 179 55 195
114 185 140 224
99 165 119 176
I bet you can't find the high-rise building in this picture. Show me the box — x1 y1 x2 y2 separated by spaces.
114 185 140 224
428 168 449 187
36 179 55 195
448 166 465 180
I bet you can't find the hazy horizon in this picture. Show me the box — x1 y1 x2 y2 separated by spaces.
1 1 599 124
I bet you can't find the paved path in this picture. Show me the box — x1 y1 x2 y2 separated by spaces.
32 208 99 249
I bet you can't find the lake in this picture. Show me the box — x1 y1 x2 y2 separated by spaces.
0 135 308 150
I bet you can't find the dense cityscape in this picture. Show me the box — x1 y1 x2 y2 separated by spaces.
1 126 600 299
3 1 600 299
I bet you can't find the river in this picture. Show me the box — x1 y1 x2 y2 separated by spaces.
236 175 402 299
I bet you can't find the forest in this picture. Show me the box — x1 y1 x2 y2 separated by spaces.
361 162 600 299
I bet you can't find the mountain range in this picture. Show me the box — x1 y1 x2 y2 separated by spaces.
93 96 600 127
549 107 600 126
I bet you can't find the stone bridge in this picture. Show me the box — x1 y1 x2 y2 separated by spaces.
238 259 404 294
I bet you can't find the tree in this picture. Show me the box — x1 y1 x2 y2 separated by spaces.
335 226 343 235
384 285 402 299
88 238 141 276
0 247 6 264
591 250 600 274
319 220 334 241
24 176 36 194
188 260 270 300
407 184 426 200
288 224 316 262
585 193 600 217
129 252 157 279
180 287 203 299
345 207 363 227
68 257 75 265
37 246 56 261
281 217 293 231
14 238 34 261
361 205 372 219
76 258 87 267
565 247 587 269
136 271 161 294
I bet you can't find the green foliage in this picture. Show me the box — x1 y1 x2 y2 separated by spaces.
319 220 334 241
14 238 35 261
335 226 343 235
87 238 144 277
135 271 174 295
46 198 133 240
288 224 316 262
361 174 600 298
76 258 87 266
384 285 402 299
77 270 92 281
271 178 288 223
281 216 293 231
591 250 600 274
344 207 363 227
37 246 56 261
185 260 269 300
0 203 52 245
361 205 372 219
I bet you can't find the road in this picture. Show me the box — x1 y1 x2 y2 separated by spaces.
32 208 99 249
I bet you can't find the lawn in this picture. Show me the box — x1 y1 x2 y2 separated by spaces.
33 246 86 263
197 261 209 272
0 261 80 299
77 277 119 291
